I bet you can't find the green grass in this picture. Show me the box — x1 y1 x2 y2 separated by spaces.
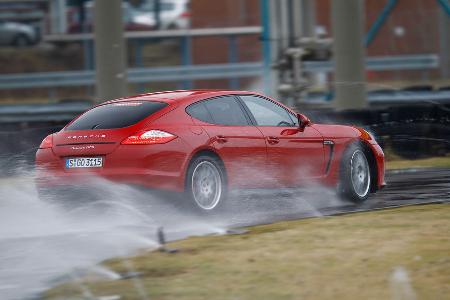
386 155 450 170
45 204 450 300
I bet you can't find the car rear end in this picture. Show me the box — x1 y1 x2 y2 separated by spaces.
162 0 190 29
35 99 190 194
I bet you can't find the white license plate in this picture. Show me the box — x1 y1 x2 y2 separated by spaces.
65 157 103 169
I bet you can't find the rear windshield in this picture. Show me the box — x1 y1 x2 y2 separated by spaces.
65 101 168 130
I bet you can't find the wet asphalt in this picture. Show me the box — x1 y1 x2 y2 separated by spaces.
0 168 449 300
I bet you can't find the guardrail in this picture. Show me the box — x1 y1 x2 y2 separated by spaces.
0 63 263 89
0 101 91 123
0 55 439 90
45 26 264 90
304 54 439 72
43 26 263 42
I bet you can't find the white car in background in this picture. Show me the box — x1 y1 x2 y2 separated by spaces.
133 0 190 30
0 20 38 46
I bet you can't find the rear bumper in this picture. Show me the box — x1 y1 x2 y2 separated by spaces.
35 141 191 192
35 170 182 192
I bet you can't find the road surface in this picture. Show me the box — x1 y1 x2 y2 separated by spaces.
0 168 448 300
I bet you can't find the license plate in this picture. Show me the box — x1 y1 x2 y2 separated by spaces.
65 157 103 169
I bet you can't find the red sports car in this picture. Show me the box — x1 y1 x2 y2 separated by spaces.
36 90 385 212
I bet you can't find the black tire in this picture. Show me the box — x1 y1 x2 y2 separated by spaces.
338 143 372 203
13 34 31 47
167 23 179 30
185 154 227 214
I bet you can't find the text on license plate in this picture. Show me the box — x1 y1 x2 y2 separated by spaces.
65 157 103 168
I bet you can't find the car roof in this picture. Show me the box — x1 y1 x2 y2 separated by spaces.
103 90 260 106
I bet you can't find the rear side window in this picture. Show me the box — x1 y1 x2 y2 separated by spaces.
186 96 249 126
186 102 213 123
66 101 168 130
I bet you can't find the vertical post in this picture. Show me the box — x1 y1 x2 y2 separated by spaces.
260 0 272 96
49 0 56 34
59 0 67 34
228 35 240 89
83 40 94 96
134 40 143 68
279 0 290 50
439 8 450 78
292 0 303 43
93 0 128 102
269 0 282 101
83 40 94 70
332 0 367 110
181 36 193 89
155 0 162 30
49 0 67 34
301 0 316 37
134 39 145 93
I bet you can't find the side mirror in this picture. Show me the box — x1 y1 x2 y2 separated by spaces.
297 113 311 131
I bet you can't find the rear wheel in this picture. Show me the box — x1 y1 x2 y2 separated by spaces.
339 144 371 203
185 155 227 213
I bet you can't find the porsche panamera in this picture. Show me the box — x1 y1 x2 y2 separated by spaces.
36 90 385 212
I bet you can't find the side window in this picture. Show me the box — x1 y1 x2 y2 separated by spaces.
240 95 295 127
186 102 213 123
204 96 249 126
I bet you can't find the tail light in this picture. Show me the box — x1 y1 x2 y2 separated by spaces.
121 130 177 145
39 134 53 149
180 11 191 18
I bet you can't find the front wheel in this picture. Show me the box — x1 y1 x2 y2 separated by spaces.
339 145 371 203
13 34 31 47
185 155 227 213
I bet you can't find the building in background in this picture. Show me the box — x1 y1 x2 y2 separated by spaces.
190 0 448 86
190 0 261 89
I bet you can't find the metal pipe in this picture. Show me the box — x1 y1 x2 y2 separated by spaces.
260 0 272 95
437 0 450 16
364 0 398 47
228 35 240 89
181 36 193 89
439 7 450 78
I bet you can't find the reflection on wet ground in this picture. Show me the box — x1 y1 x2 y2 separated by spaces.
0 168 449 300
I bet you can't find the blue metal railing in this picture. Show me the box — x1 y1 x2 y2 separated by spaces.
0 54 439 90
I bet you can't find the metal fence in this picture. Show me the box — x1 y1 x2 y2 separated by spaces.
0 54 439 90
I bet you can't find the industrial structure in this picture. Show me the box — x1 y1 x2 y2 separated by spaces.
1 0 450 165
0 0 449 110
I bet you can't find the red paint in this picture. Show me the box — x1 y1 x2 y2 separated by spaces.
36 90 385 193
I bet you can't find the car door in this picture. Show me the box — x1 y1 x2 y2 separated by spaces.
187 95 269 188
238 95 325 187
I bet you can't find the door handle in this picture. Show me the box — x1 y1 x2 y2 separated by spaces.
267 136 280 145
216 135 228 143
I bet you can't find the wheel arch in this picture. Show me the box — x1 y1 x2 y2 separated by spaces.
183 148 227 191
359 140 379 193
339 139 379 193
